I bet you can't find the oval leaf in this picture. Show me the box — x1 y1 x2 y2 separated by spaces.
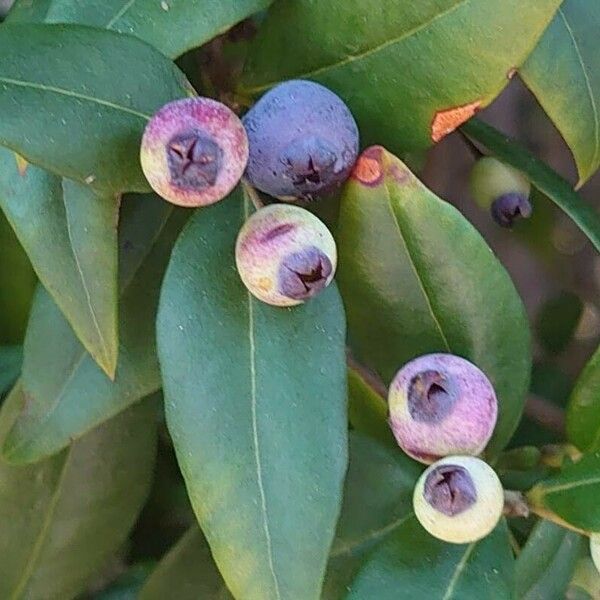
0 345 21 397
0 383 157 600
521 0 600 186
0 195 188 464
240 0 560 153
323 433 421 599
157 190 347 600
0 23 189 193
347 365 395 448
336 146 531 456
528 452 600 531
0 148 119 376
567 345 600 452
346 517 514 599
462 118 600 253
515 520 583 600
140 528 233 600
9 0 272 59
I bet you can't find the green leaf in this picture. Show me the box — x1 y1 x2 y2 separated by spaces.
0 195 188 464
336 146 530 456
345 517 514 599
139 528 233 600
323 433 421 599
8 0 272 59
6 0 53 22
347 366 395 448
0 345 21 397
528 452 600 531
0 382 157 600
521 0 600 186
536 291 583 356
157 190 348 600
567 346 600 452
0 148 119 376
96 563 155 600
515 519 583 600
0 208 36 343
240 0 561 154
0 23 190 193
462 118 600 254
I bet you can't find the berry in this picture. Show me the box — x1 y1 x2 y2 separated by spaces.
388 353 497 464
235 203 337 306
469 156 532 227
242 80 359 200
140 97 248 207
413 456 504 544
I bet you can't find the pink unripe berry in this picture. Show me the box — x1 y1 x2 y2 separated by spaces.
140 97 248 207
388 353 498 464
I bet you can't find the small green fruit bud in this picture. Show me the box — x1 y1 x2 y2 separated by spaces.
140 97 248 207
413 456 504 544
469 157 531 227
388 353 498 464
235 204 337 306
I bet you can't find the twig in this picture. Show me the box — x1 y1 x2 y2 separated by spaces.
524 394 566 436
346 352 388 398
242 179 264 210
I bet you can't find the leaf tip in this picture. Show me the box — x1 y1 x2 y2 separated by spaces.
350 146 385 186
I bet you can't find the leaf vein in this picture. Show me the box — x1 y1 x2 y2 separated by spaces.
0 76 150 120
383 180 451 352
106 0 137 29
244 0 470 94
244 198 281 600
442 542 476 600
557 8 600 173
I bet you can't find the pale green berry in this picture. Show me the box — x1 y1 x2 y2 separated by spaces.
413 456 504 544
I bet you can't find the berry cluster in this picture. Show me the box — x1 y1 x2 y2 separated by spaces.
389 353 504 544
140 80 358 306
140 81 520 546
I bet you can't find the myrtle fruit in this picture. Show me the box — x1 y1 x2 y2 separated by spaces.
388 353 497 464
140 97 248 207
242 80 359 201
235 203 337 306
469 156 532 227
413 456 504 544
591 534 600 573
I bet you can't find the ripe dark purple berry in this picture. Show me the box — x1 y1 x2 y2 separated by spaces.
242 80 359 200
388 353 498 464
140 97 248 207
413 456 504 544
235 203 337 306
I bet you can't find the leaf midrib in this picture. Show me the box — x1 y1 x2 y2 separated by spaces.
382 178 451 352
0 76 150 120
442 542 476 600
9 449 72 599
62 180 114 373
243 197 281 599
557 7 600 174
243 0 470 93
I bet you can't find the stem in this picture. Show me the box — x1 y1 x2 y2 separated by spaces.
242 179 264 211
529 505 590 536
524 394 566 436
503 490 530 518
346 352 388 398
